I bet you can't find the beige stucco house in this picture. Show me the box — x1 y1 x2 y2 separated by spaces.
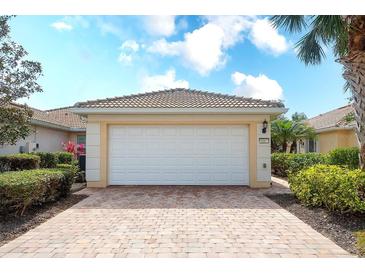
0 104 86 154
300 105 359 153
72 88 286 188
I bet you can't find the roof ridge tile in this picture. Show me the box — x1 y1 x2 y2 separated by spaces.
73 88 285 109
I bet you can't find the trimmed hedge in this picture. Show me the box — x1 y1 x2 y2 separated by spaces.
272 147 360 177
56 164 79 195
31 152 58 168
0 152 76 172
289 164 365 213
0 154 40 172
54 152 73 164
0 166 77 215
271 152 327 177
327 147 360 169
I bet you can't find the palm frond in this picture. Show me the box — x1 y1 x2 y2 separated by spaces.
333 29 349 57
312 16 348 57
271 15 349 65
295 28 326 65
312 16 346 43
270 16 307 33
291 112 308 122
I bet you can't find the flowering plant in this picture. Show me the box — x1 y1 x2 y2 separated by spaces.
77 143 85 156
62 141 85 157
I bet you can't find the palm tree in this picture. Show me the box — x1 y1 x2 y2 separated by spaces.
270 16 365 168
291 112 308 122
271 117 316 153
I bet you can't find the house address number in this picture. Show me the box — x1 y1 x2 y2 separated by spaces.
259 138 270 144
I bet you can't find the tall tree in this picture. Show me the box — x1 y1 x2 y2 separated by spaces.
270 15 365 168
0 16 43 146
291 112 308 122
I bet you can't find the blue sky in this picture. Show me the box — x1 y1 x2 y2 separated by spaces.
10 15 349 118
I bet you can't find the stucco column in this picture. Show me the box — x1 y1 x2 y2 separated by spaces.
252 120 271 188
99 122 108 187
248 122 257 187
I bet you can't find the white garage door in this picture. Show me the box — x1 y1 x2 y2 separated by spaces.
108 125 249 185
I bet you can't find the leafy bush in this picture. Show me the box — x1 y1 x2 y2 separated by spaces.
31 152 58 168
56 164 78 196
271 152 327 177
327 147 360 169
54 152 73 164
289 164 365 213
0 154 40 172
0 168 76 215
271 153 290 176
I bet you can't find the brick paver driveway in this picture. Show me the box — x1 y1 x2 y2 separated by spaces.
0 185 350 258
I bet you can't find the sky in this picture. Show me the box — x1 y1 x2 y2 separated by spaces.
9 15 350 118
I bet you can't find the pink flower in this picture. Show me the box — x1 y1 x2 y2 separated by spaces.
62 141 85 157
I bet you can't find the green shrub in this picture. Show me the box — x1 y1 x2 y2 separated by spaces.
31 152 58 168
56 164 78 196
271 153 290 177
54 152 74 164
327 147 360 169
271 152 327 177
0 168 76 215
289 164 365 213
0 154 40 172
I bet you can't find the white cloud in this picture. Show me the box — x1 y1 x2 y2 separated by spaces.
147 16 290 75
144 16 176 37
205 16 252 48
118 53 133 64
121 40 139 52
96 17 122 37
148 16 250 75
232 71 284 100
180 23 226 75
148 24 226 75
118 40 140 64
51 21 73 31
147 39 181 56
51 16 89 31
231 71 246 85
64 16 89 29
249 18 289 55
141 69 189 92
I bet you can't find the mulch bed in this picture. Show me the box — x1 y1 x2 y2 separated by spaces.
0 194 88 247
266 193 365 257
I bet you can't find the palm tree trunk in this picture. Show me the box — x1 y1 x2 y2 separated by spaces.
290 141 297 153
340 52 365 169
282 142 288 153
338 16 365 170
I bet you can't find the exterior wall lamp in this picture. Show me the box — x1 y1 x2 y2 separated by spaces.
262 120 268 134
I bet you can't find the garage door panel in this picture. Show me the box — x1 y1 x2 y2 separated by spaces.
179 128 195 136
211 128 229 136
108 125 249 185
146 128 160 136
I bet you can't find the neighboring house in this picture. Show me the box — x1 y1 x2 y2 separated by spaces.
72 88 286 188
299 104 359 153
0 103 86 154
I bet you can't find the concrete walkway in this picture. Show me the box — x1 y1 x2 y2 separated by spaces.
0 184 351 258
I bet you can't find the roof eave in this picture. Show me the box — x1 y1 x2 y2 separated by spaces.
71 107 288 116
31 119 86 132
315 126 356 133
